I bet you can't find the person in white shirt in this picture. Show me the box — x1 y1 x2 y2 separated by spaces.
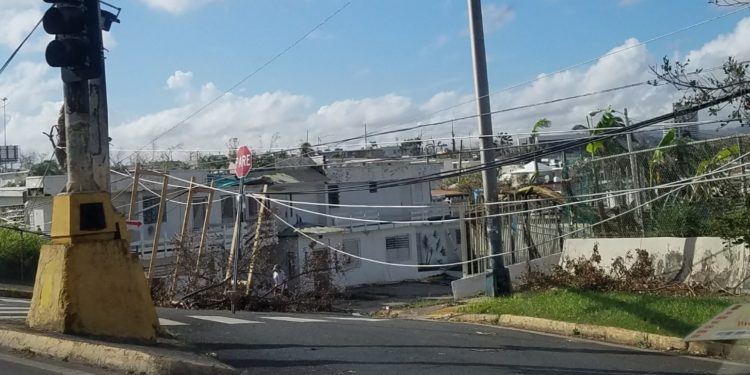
272 264 287 296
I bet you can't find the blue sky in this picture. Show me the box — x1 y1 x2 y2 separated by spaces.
1 0 749 157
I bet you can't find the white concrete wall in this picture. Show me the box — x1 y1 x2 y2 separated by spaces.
562 238 750 292
451 253 562 299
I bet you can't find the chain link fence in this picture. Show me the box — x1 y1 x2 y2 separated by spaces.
564 133 749 238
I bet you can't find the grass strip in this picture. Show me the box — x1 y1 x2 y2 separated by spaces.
459 288 741 337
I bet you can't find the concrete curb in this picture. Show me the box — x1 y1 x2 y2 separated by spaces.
0 325 237 375
425 312 750 359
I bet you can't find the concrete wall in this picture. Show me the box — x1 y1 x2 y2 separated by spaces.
451 253 563 299
562 238 750 292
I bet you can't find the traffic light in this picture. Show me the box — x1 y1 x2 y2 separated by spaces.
42 0 103 83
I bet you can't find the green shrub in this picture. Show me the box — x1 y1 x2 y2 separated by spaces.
0 228 46 283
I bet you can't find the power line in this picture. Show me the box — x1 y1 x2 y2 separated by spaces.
114 1 353 166
0 9 46 78
232 87 750 196
361 4 750 140
265 149 749 269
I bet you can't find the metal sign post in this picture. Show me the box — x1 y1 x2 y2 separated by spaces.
229 145 252 313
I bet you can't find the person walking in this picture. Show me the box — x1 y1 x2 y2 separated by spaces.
272 264 287 296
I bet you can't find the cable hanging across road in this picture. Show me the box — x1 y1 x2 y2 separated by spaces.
263 149 750 269
113 1 353 166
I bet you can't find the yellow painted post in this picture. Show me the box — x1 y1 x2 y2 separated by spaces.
196 181 215 268
127 162 140 220
172 176 196 293
147 174 169 281
246 185 269 295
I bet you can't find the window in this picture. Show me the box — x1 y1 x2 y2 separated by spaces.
328 184 340 205
341 239 361 269
192 197 207 230
369 182 378 193
455 229 462 245
385 234 411 262
142 195 166 225
221 195 235 224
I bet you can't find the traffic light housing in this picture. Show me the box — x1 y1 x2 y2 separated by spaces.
42 0 103 83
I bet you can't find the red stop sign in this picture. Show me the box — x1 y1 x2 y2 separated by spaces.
235 145 253 178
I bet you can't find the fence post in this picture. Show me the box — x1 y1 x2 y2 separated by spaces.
625 109 644 235
147 174 169 281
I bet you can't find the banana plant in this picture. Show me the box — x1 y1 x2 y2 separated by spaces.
648 128 676 185
585 108 625 157
691 143 740 200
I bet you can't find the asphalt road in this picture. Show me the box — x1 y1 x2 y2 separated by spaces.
158 308 750 375
0 348 108 375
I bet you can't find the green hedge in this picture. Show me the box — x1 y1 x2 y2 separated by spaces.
0 228 46 284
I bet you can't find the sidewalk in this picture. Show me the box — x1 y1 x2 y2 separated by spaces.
0 321 236 375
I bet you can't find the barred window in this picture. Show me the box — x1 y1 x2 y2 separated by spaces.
385 234 410 262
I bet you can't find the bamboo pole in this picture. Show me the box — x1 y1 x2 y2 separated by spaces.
127 162 140 220
196 181 215 268
246 185 269 295
172 176 196 294
225 199 241 280
147 174 169 281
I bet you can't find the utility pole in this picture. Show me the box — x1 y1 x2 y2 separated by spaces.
451 121 456 154
467 0 511 296
624 108 643 234
458 139 463 183
27 0 158 341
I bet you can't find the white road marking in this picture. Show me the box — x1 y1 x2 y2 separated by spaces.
0 311 29 314
0 350 96 375
159 318 188 326
187 315 263 324
261 316 328 323
0 298 30 304
327 317 382 322
0 307 29 310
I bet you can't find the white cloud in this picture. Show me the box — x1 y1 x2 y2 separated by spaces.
166 70 194 90
102 32 118 50
686 17 750 69
0 3 44 49
482 4 515 34
10 14 748 161
139 0 221 15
